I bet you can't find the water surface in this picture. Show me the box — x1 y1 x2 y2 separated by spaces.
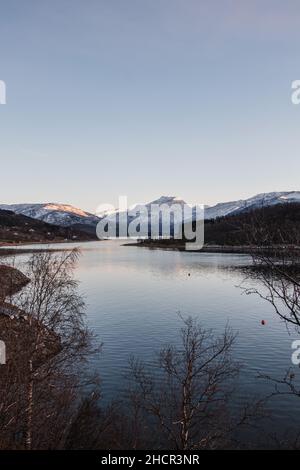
8 240 300 441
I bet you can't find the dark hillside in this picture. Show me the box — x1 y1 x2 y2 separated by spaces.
134 203 300 250
204 202 300 245
0 210 97 244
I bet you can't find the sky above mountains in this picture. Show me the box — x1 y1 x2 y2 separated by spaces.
0 0 299 212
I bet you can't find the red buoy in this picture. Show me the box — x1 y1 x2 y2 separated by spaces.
261 320 266 325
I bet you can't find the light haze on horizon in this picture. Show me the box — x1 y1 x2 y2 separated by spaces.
0 0 299 212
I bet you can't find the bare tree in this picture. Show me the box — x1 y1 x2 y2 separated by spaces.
62 317 263 451
0 249 97 450
125 317 240 450
241 211 300 444
242 207 300 328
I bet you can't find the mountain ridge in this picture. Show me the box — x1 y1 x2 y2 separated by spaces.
0 203 99 227
1 191 299 228
0 209 97 244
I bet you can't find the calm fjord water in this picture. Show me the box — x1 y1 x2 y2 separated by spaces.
12 240 300 438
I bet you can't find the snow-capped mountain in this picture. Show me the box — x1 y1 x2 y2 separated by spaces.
204 191 300 220
100 196 192 222
0 203 100 227
104 192 300 225
134 196 190 213
1 192 299 230
95 196 197 237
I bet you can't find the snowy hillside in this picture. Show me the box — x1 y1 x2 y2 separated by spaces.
102 192 300 226
1 192 299 229
0 203 100 227
204 191 300 219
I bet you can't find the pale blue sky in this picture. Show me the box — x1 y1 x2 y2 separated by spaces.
0 0 299 212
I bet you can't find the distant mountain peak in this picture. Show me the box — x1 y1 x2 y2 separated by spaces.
148 196 187 206
44 203 91 217
204 191 300 219
1 191 299 229
0 202 99 227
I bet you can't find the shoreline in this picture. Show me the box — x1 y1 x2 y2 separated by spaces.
0 238 98 247
0 239 100 257
123 241 300 255
123 243 253 254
